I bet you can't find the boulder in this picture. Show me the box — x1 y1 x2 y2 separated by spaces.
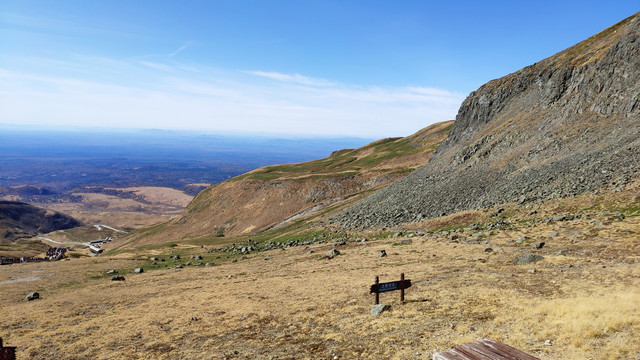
326 249 340 258
111 275 125 281
370 304 391 316
26 292 39 301
134 268 144 273
377 250 387 257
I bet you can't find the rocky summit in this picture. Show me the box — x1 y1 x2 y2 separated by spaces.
333 12 640 229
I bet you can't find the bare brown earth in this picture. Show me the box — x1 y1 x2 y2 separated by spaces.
0 186 194 257
1 182 639 359
112 121 453 250
43 186 193 228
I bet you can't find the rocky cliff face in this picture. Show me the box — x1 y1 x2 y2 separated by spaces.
333 12 640 229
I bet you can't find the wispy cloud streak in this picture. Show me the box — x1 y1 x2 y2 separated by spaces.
0 57 464 137
244 71 336 87
169 42 194 57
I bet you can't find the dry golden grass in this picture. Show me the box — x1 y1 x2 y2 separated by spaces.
113 187 193 208
2 196 639 359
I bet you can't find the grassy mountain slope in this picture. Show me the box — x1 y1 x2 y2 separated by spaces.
3 181 640 359
0 201 83 257
109 121 453 250
0 201 82 242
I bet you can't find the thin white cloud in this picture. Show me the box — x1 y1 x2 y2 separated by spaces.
138 61 174 72
169 42 194 57
0 58 464 137
244 70 336 87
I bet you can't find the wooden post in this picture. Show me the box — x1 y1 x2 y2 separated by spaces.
375 276 379 305
400 273 405 302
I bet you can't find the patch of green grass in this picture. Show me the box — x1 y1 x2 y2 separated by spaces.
231 136 425 182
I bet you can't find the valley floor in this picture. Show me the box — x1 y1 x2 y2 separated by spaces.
1 207 639 359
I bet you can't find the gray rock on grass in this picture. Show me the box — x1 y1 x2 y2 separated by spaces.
326 249 340 258
514 254 544 265
370 304 391 316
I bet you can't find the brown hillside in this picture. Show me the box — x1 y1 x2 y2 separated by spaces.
111 121 453 249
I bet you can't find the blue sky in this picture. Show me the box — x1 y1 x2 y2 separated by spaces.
0 1 638 137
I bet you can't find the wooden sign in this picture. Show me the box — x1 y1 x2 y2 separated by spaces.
370 273 411 304
0 337 16 360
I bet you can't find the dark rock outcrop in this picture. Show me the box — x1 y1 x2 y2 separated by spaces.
333 12 640 229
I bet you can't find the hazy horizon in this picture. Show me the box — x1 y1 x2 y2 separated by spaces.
2 2 638 138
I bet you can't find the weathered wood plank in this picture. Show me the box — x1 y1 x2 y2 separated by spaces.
433 344 494 360
432 338 540 360
452 346 495 359
468 338 540 360
433 349 480 360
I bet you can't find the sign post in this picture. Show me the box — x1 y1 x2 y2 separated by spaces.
370 273 411 304
0 338 16 360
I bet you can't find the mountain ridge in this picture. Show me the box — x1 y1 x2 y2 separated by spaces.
109 121 453 249
333 11 640 229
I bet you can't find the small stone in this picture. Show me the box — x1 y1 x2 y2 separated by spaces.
544 339 553 347
514 253 544 265
326 249 340 258
26 292 39 301
134 268 144 273
532 242 545 249
106 270 117 275
549 232 559 238
528 268 536 273
205 262 214 267
307 250 315 254
378 250 387 258
516 236 528 244
191 316 199 321
484 247 493 253
111 275 125 281
370 304 391 316
556 249 567 256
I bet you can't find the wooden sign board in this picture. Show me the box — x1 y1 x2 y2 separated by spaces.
370 279 412 293
370 273 411 304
